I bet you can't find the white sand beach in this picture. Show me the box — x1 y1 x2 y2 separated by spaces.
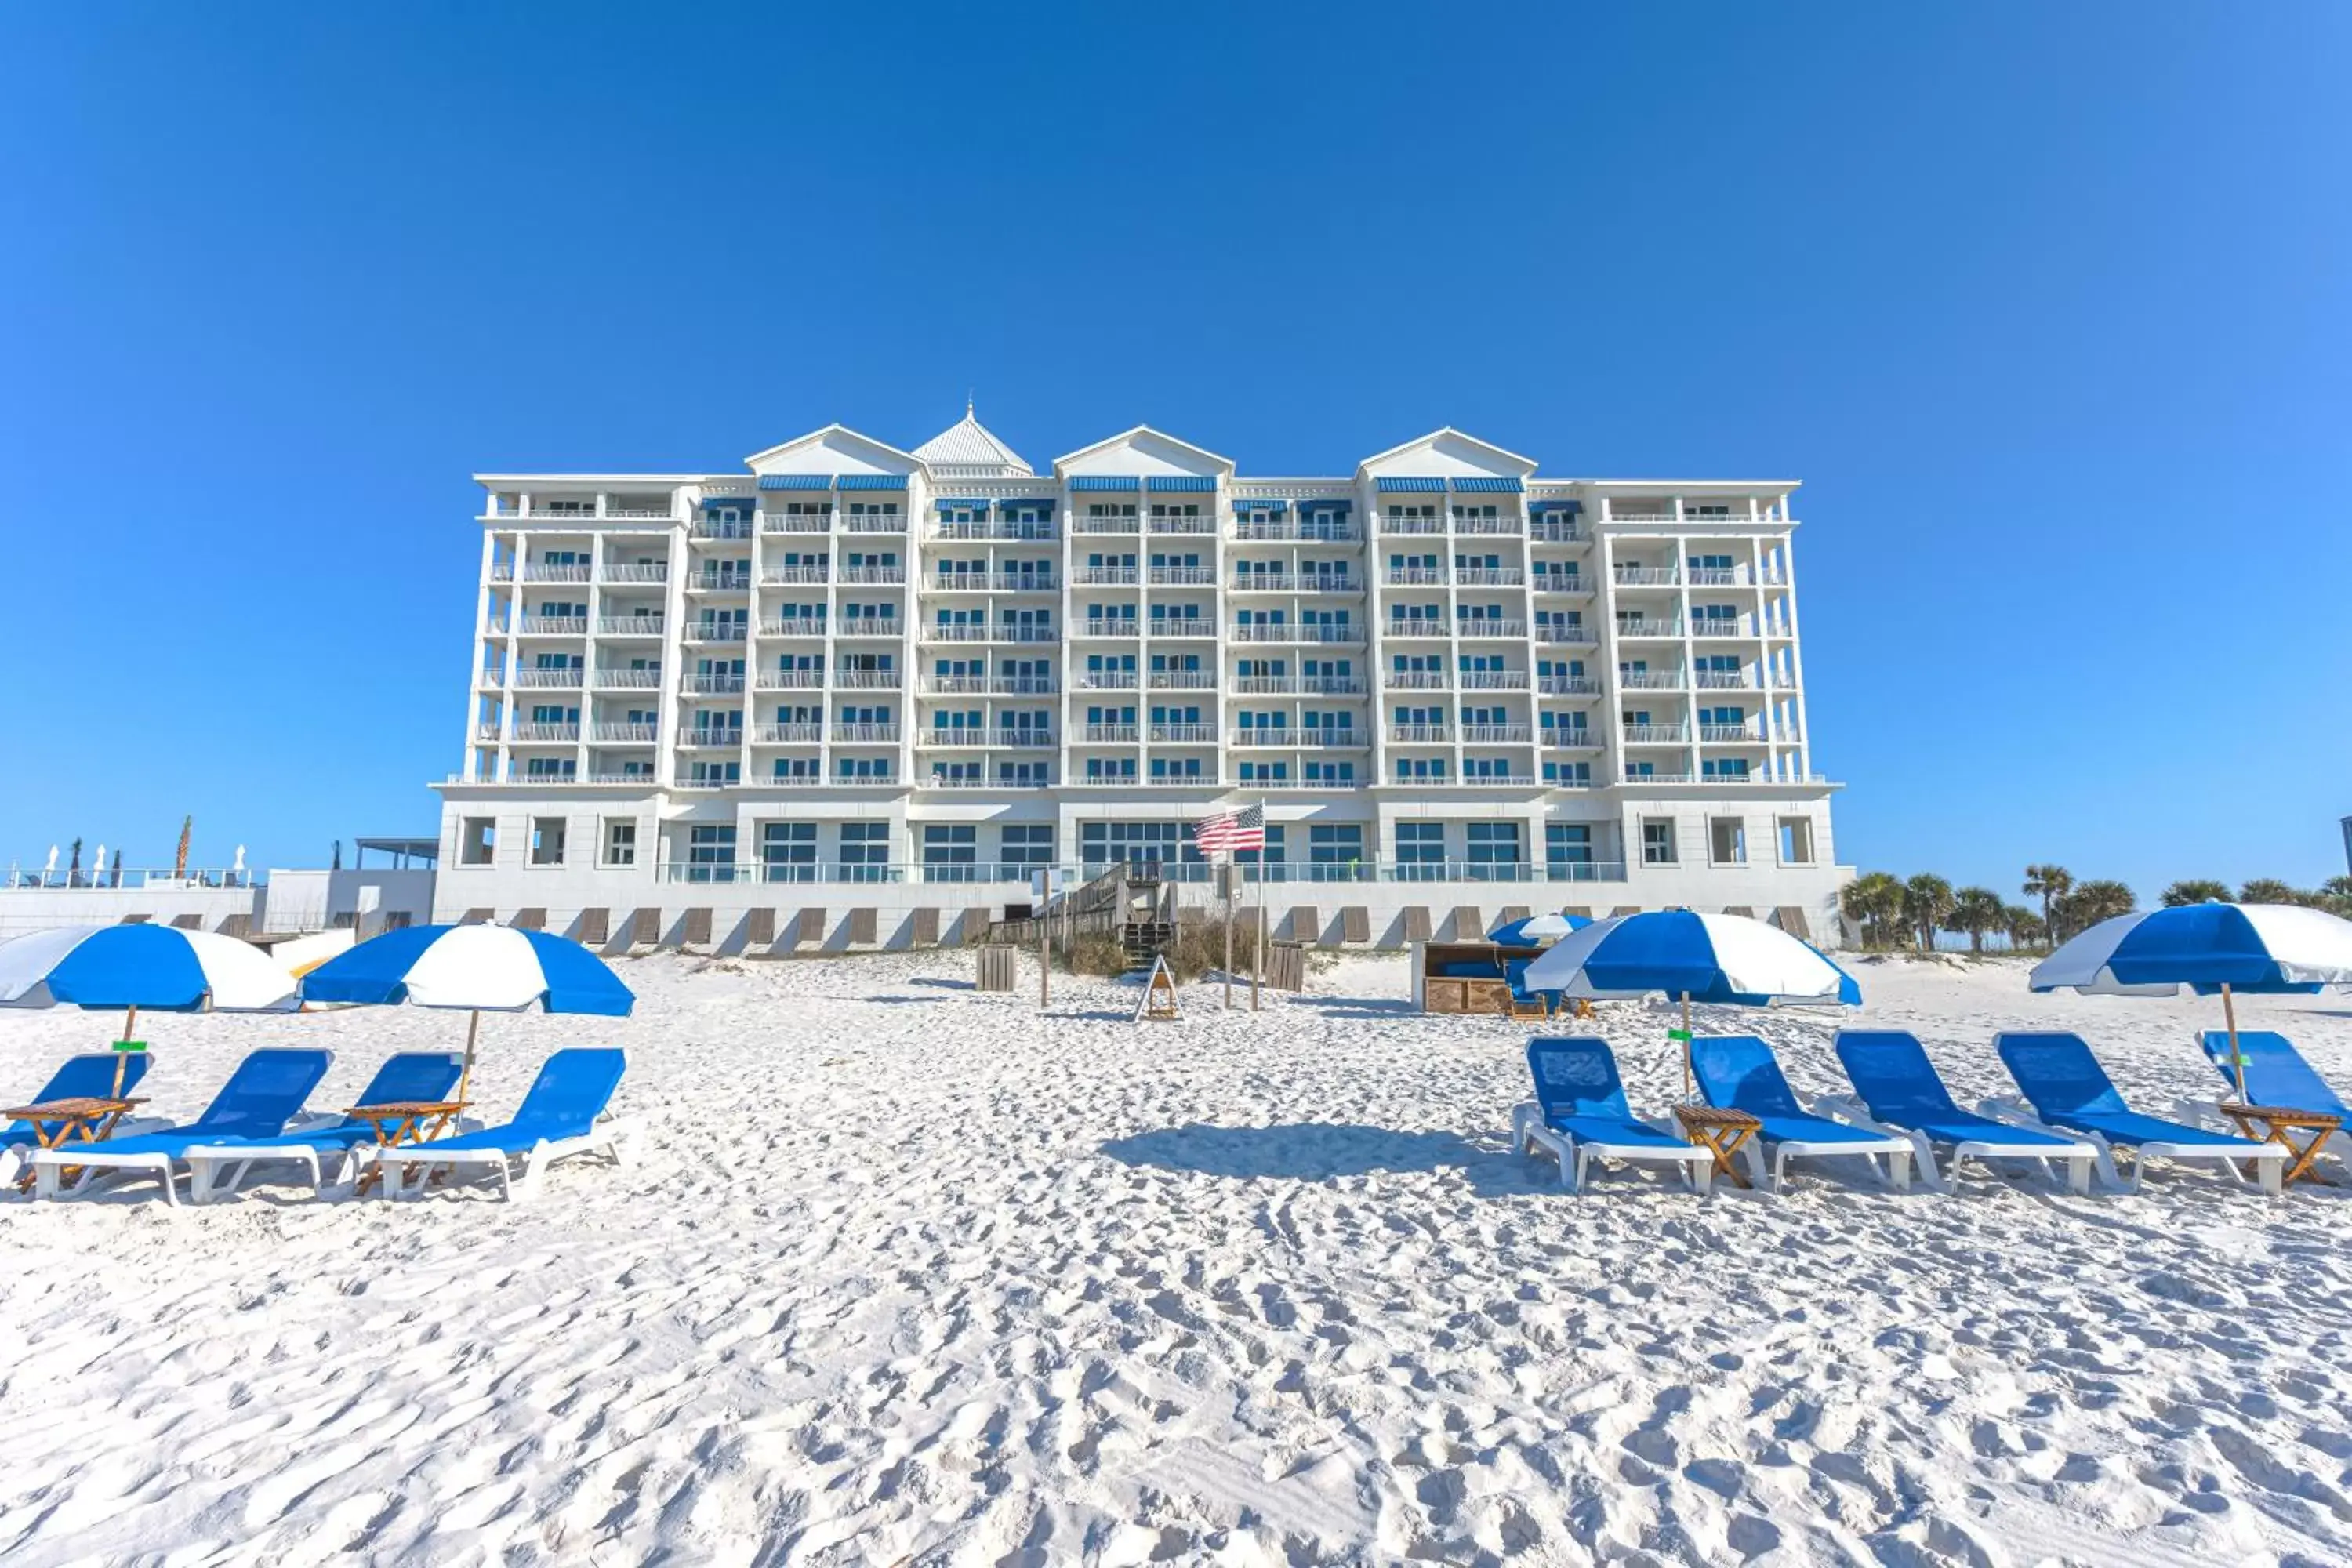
5 953 2352 1566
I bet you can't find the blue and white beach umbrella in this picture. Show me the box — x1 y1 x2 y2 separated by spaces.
1488 911 1593 947
1523 909 1861 1096
0 924 301 1092
2031 902 2352 1101
299 924 633 1099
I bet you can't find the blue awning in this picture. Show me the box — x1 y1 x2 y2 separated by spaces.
996 497 1055 511
1452 477 1524 493
933 498 990 514
1069 475 1140 492
1300 499 1354 517
700 495 755 510
1232 498 1289 513
1530 499 1584 515
1375 477 1446 492
1145 475 1215 492
835 474 907 491
756 474 829 491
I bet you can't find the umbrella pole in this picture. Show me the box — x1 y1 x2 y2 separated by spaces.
458 1009 481 1103
1680 991 1693 1102
2222 982 2246 1104
114 1004 139 1097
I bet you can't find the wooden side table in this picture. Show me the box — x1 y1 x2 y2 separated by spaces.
2215 1103 2343 1187
346 1100 470 1195
5 1096 146 1190
1674 1105 1763 1190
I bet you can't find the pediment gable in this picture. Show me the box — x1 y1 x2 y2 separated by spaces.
743 424 923 478
1053 425 1235 479
1356 428 1537 482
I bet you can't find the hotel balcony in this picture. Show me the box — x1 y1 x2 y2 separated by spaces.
677 728 743 748
833 619 905 638
1694 671 1758 689
992 572 1056 591
594 668 662 690
681 673 745 695
1534 624 1597 645
754 724 823 743
513 669 583 688
1227 728 1291 748
996 730 1056 748
522 564 592 583
1232 675 1366 696
1073 566 1138 586
839 566 906 586
1383 568 1447 586
593 722 658 742
924 675 988 695
1385 672 1449 690
757 619 826 638
1619 671 1682 689
601 562 668 584
1381 621 1450 640
836 671 902 690
1148 566 1218 586
687 571 753 593
1297 730 1368 749
1150 724 1218 744
1613 566 1680 586
1231 519 1362 543
1541 729 1601 749
598 616 666 636
517 615 587 635
833 723 902 743
1455 619 1526 638
1460 724 1532 744
920 623 1058 644
1378 516 1446 535
1081 724 1139 743
840 514 907 534
756 670 824 690
688 622 753 643
1623 724 1690 744
1452 516 1521 535
1076 620 1142 639
1074 671 1140 690
1537 676 1601 697
1529 520 1584 543
994 676 1058 695
760 512 832 535
1146 516 1217 536
1228 623 1363 644
1700 724 1764 743
691 518 757 542
765 566 831 586
1147 670 1217 689
1457 671 1530 690
1147 620 1218 639
1691 619 1759 639
1531 575 1590 595
1388 724 1453 744
1615 619 1682 639
1071 515 1140 535
1454 568 1523 586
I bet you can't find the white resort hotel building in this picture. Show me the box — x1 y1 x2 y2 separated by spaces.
433 414 1849 949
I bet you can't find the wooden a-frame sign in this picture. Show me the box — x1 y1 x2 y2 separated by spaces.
1134 955 1181 1022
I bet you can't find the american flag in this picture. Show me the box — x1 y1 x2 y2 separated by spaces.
1191 803 1266 857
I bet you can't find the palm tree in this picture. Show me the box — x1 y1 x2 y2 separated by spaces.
2022 864 2074 949
1950 887 2005 953
2237 878 2303 906
1902 873 1956 953
2002 905 2045 950
1840 871 1905 949
2161 879 2232 906
2055 879 2135 939
2322 876 2352 916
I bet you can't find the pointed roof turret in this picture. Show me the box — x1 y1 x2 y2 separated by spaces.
913 401 1033 477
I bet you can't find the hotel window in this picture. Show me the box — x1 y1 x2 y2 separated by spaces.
761 822 816 883
1394 822 1446 880
923 825 978 881
1000 824 1054 876
1309 823 1363 877
1544 760 1592 786
529 818 567 867
1546 823 1592 873
524 757 577 779
999 761 1051 786
1641 819 1677 866
1304 760 1355 784
459 818 495 866
685 824 737 884
1700 758 1751 779
1236 826 1284 872
1709 817 1747 866
1465 823 1523 879
838 822 889 879
1778 817 1815 866
602 818 637 868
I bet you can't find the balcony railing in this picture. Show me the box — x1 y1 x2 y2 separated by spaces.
1623 724 1689 744
761 513 832 534
1232 521 1362 543
839 567 905 585
994 677 1057 695
920 623 1058 644
1453 517 1520 535
1534 624 1595 644
1458 671 1529 690
687 622 752 641
677 727 743 747
593 723 657 742
1232 676 1366 695
757 619 826 637
1538 677 1600 695
1531 574 1588 593
1072 516 1138 534
1454 568 1523 586
1150 724 1218 744
1148 620 1217 638
691 519 757 541
1529 521 1584 543
925 675 987 694
1146 517 1216 535
1227 728 1292 747
1613 567 1680 586
1460 724 1531 743
754 724 822 743
993 573 1056 591
1694 672 1755 689
1073 567 1137 586
1388 724 1452 744
1229 623 1361 643
1619 672 1681 689
1298 730 1367 748
1700 724 1765 743
601 563 668 584
1385 672 1448 689
513 669 583 688
765 567 830 585
509 723 579 742
835 671 902 689
995 730 1055 748
935 521 1057 541
1383 621 1449 639
1615 619 1682 638
1690 619 1754 638
841 514 907 533
595 668 662 689
1075 672 1140 690
834 618 905 637
523 564 592 583
1148 566 1218 586
1383 569 1446 586
517 616 587 635
833 724 901 743
598 617 665 635
1148 671 1216 689
1540 728 1599 748
1454 619 1526 637
1380 517 1446 535
1078 620 1142 638
756 670 823 689
688 571 754 592
1080 724 1139 744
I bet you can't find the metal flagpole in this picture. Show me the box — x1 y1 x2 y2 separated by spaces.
1250 798 1265 1011
1222 859 1235 1010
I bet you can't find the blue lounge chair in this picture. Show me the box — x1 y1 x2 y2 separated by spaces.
1828 1030 2095 1194
1509 1036 1715 1192
1992 1032 2284 1195
180 1051 465 1203
2 1053 157 1187
354 1047 635 1201
2196 1031 2350 1120
1690 1035 1915 1192
31 1049 334 1205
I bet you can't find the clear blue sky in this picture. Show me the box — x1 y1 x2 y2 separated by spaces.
3 5 2345 896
